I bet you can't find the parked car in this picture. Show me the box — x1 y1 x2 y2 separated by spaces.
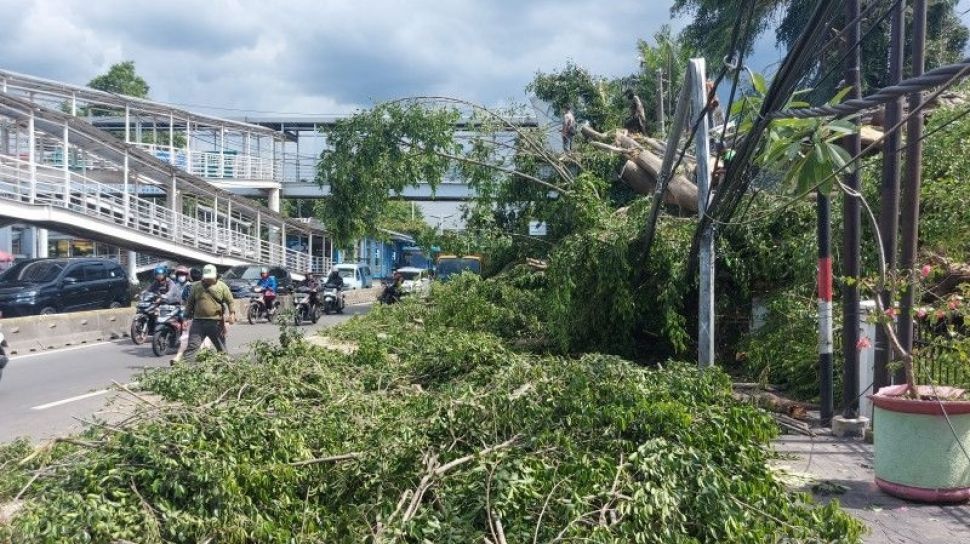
0 258 130 317
332 263 373 290
222 264 293 299
396 266 431 295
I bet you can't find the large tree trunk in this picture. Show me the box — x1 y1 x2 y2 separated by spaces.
582 125 699 212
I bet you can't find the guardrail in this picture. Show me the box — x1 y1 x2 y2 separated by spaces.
0 156 308 270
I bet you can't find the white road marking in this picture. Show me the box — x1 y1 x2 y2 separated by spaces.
31 389 110 410
10 341 115 361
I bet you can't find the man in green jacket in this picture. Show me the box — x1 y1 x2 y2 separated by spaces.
176 264 236 363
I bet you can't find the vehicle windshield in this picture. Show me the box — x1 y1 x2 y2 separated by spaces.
0 261 64 283
335 268 355 279
436 258 481 279
399 270 421 281
223 266 261 280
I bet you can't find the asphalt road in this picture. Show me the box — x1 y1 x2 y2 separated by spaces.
0 304 370 443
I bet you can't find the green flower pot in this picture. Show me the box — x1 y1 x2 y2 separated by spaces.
870 385 970 503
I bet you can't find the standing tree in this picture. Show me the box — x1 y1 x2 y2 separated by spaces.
87 61 150 98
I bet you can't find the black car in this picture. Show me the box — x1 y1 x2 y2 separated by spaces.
0 258 131 317
222 264 293 299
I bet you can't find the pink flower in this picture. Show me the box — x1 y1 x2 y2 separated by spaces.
885 307 897 318
857 336 872 350
916 308 928 319
920 264 932 279
936 310 947 321
948 298 962 311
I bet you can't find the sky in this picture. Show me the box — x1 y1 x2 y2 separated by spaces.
2 0 967 116
0 0 686 116
2 0 967 229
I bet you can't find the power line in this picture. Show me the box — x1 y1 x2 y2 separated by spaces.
770 57 970 119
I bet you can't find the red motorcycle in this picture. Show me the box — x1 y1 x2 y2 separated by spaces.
151 303 187 357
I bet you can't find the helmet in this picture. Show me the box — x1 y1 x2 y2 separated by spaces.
189 267 203 282
174 265 189 283
260 267 269 277
154 266 168 279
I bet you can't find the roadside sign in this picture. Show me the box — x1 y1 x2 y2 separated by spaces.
528 221 547 236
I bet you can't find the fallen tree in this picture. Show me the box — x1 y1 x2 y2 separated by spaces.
582 125 700 212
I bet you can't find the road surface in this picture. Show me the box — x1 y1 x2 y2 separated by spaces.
0 305 369 443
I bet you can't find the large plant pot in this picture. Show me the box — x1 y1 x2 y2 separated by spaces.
870 384 970 503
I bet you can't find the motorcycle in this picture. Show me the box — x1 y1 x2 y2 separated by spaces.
0 331 8 385
378 281 403 305
293 287 323 325
130 292 161 345
321 286 345 315
247 286 279 324
151 303 187 357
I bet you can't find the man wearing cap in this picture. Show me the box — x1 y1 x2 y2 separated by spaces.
177 264 235 363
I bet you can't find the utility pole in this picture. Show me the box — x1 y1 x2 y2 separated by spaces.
874 0 906 390
841 0 863 420
689 58 714 369
656 68 666 138
898 0 928 357
818 190 834 426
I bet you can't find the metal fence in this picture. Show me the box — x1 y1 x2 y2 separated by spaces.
913 314 969 387
0 156 308 271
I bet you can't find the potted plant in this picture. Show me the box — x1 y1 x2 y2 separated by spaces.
868 271 970 503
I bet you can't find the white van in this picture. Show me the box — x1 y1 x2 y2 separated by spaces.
333 263 373 290
397 266 431 295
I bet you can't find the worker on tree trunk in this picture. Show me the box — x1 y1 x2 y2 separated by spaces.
561 105 577 152
624 89 647 135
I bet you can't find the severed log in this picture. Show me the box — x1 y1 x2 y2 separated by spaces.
583 125 699 212
732 389 818 420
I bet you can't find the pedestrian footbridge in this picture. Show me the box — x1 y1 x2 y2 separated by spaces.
0 71 332 273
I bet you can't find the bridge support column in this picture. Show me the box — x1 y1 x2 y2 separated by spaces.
35 228 48 259
0 227 10 254
127 250 138 284
267 187 281 213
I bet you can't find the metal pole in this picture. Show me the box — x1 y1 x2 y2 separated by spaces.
874 0 906 390
168 113 175 165
841 0 863 419
656 68 666 138
70 92 77 116
124 105 130 143
818 192 834 425
123 151 130 225
690 58 714 368
62 121 70 207
185 119 192 175
898 0 928 360
28 111 35 203
219 126 226 179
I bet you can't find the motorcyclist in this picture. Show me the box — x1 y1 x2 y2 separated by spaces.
324 268 344 290
381 272 404 304
145 265 180 305
256 268 278 315
303 271 321 309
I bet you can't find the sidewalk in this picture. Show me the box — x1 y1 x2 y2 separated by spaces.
773 434 970 543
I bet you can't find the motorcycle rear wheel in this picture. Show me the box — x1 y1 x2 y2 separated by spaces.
131 318 148 345
247 303 259 325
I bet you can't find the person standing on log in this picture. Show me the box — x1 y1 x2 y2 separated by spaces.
561 105 577 152
623 89 647 135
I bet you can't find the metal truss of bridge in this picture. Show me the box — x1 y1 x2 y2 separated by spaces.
0 69 332 273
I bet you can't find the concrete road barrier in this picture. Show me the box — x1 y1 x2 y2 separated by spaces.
0 288 380 356
0 307 134 356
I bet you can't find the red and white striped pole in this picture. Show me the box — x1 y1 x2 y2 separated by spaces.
818 191 834 425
